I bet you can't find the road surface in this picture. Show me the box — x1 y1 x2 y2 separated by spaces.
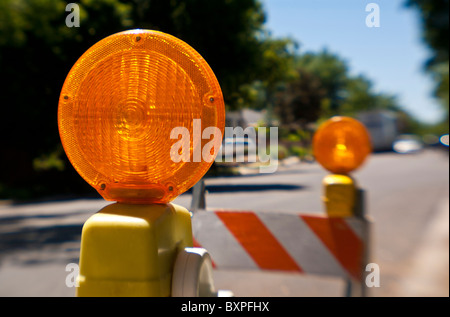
0 149 448 296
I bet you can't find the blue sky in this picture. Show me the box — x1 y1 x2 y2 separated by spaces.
262 0 444 124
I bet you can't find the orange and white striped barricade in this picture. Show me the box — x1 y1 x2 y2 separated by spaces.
191 207 371 297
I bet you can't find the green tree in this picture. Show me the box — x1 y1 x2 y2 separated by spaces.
0 0 291 199
275 69 325 126
406 0 449 120
276 50 406 126
340 76 376 115
0 0 133 199
295 50 350 114
340 75 401 116
406 0 449 68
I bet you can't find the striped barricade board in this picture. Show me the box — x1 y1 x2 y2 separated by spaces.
191 210 370 281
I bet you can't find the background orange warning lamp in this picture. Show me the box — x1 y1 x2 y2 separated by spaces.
58 29 225 204
313 116 372 174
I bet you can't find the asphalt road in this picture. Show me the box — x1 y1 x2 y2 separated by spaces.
0 149 448 297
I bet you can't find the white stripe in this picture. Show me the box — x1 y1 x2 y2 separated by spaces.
257 212 348 278
344 218 368 242
192 210 368 279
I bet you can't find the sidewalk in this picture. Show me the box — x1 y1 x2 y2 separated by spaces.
397 197 449 296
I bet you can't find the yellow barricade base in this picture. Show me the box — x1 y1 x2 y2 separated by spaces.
76 202 193 297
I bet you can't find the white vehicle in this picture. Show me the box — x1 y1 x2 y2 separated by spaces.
357 111 399 151
393 135 423 154
222 137 256 159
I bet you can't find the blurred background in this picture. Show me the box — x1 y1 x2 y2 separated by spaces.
0 0 448 297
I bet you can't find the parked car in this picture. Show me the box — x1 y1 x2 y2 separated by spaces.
393 134 423 154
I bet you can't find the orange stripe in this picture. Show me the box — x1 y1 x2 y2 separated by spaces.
301 215 363 280
192 236 202 248
216 211 303 272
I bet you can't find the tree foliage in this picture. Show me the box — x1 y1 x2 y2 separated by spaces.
294 50 349 113
0 0 133 198
276 50 404 126
0 0 295 199
275 69 325 126
406 0 449 68
406 0 449 118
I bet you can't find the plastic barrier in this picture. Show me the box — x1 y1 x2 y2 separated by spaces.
189 176 372 297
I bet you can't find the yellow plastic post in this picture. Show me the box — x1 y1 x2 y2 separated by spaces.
76 202 193 297
322 174 357 217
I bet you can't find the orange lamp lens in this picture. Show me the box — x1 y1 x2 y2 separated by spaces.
313 116 371 174
58 30 225 204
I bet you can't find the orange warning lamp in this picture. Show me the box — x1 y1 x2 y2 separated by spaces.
58 30 225 204
313 116 371 174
